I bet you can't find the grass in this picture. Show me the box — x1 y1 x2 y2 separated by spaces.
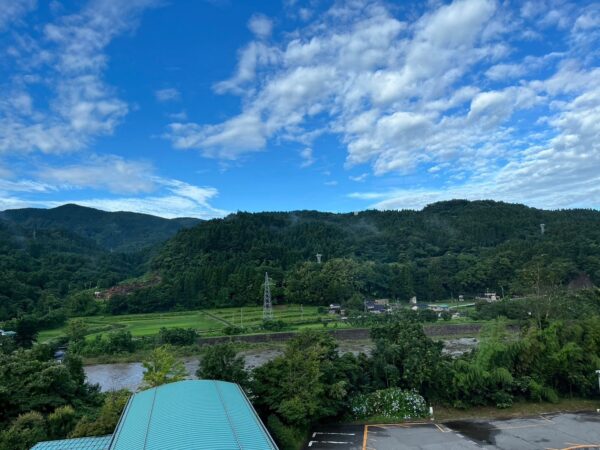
37 304 333 342
37 303 490 343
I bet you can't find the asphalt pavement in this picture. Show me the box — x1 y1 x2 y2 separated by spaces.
305 412 600 450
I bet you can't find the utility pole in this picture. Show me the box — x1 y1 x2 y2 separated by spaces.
300 304 304 321
263 272 273 321
240 308 243 327
596 369 600 393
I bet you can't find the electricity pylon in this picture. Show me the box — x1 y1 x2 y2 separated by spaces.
263 272 273 320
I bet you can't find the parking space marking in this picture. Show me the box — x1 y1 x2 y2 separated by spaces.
362 421 450 449
308 439 352 446
435 423 452 432
312 432 356 437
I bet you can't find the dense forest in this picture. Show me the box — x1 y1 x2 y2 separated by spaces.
2 200 600 319
116 200 600 313
0 205 198 321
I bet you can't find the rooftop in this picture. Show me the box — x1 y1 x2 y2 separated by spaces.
31 380 278 450
31 435 111 450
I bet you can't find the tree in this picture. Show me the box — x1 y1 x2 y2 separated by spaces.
252 331 357 429
0 411 47 450
47 406 77 440
196 343 248 386
370 319 445 397
66 319 88 343
14 316 40 348
141 345 187 389
70 390 130 438
158 327 197 346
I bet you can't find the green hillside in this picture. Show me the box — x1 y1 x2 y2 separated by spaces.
1 204 200 253
0 205 199 321
113 200 600 313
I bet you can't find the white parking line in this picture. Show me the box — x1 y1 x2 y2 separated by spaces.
308 440 352 446
312 432 356 437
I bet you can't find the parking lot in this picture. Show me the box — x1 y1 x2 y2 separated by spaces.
306 412 600 449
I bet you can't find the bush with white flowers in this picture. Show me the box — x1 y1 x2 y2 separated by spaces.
350 388 428 420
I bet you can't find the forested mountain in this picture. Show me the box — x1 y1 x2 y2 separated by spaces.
1 204 200 253
0 205 199 321
112 200 600 313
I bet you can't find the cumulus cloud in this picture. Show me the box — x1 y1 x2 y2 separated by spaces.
0 0 159 155
165 0 600 210
248 14 273 39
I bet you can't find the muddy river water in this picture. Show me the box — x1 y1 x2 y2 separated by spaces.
84 338 477 391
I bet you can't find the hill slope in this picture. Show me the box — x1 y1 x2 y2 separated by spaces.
115 200 600 312
0 204 200 320
1 204 200 253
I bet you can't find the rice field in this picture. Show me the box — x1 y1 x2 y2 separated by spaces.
37 304 332 342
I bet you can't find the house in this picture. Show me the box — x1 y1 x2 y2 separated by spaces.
427 304 449 312
31 380 278 450
328 304 342 314
0 329 16 337
476 292 499 302
373 298 390 306
365 301 390 314
410 302 429 311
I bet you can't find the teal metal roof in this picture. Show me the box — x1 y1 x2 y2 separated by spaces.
31 435 112 450
109 380 278 450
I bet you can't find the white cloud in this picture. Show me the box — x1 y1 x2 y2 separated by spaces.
0 0 36 31
37 155 156 194
155 88 181 102
0 0 158 155
349 173 368 182
0 187 227 219
299 147 314 167
248 14 273 39
0 170 225 219
165 0 600 209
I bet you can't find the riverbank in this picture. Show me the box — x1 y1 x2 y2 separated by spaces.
83 338 479 391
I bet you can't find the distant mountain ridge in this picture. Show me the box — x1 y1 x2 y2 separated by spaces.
125 199 600 312
0 204 201 253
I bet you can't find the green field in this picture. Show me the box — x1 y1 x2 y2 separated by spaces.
38 305 332 342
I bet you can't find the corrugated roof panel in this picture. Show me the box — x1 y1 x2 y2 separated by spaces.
217 382 279 450
30 435 112 450
109 380 278 450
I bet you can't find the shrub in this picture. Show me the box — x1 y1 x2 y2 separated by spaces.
350 388 428 420
261 320 287 331
158 327 197 346
267 415 306 450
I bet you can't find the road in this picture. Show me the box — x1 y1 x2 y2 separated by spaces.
306 412 600 450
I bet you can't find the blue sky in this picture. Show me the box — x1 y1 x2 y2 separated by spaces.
1 0 599 218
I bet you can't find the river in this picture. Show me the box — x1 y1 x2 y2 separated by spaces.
84 338 476 391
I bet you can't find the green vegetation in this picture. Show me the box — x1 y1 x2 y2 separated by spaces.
120 200 600 312
141 345 187 389
350 388 428 420
3 200 600 449
37 305 329 343
197 342 248 386
0 204 198 322
2 203 199 253
0 346 131 450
